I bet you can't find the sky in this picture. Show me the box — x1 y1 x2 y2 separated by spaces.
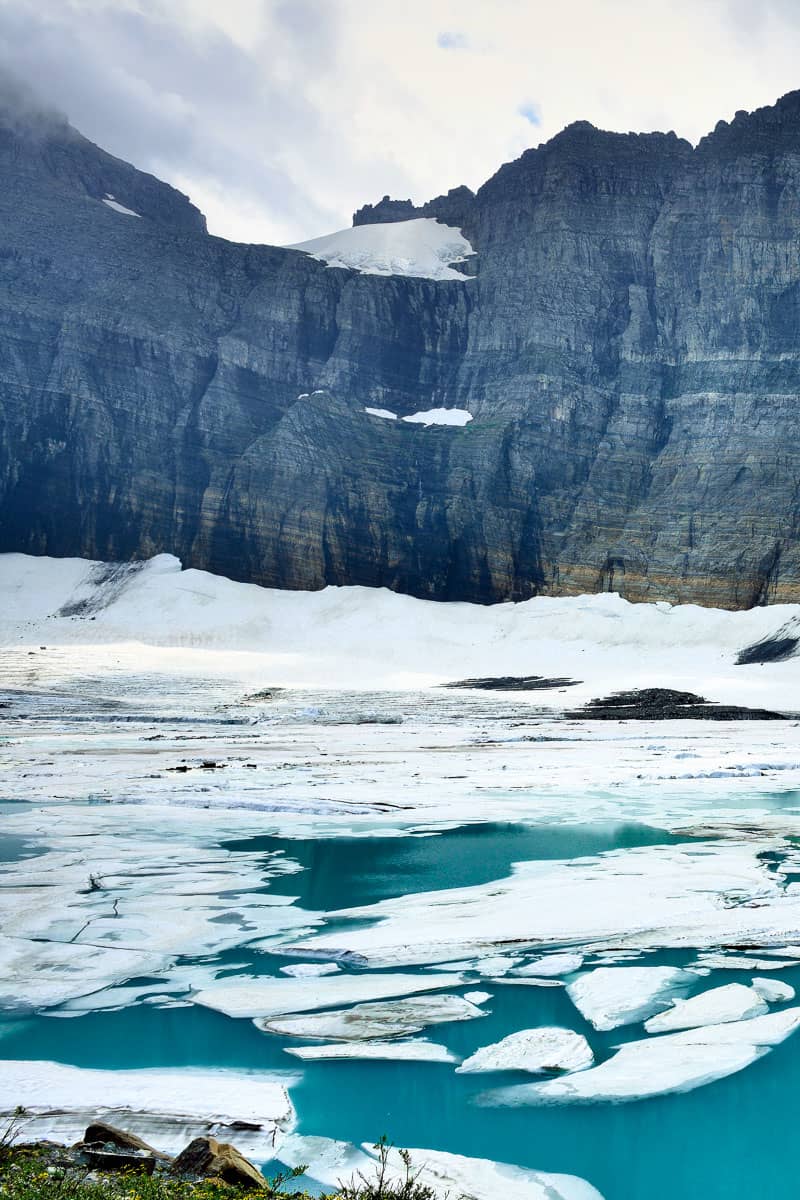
1 0 800 246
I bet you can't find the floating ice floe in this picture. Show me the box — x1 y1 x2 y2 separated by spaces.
691 954 799 971
1 1061 295 1160
440 954 521 976
194 973 465 1020
280 962 341 978
296 841 797 970
464 991 493 1004
456 1027 594 1075
512 953 584 978
287 218 474 281
256 993 485 1040
752 977 795 1002
644 982 767 1033
275 1135 605 1200
488 1008 800 1105
284 1039 457 1063
567 967 697 1031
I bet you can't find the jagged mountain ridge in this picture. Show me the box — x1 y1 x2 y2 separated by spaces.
3 81 800 606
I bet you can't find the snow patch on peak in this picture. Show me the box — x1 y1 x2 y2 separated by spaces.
403 408 473 427
102 194 141 218
288 218 474 281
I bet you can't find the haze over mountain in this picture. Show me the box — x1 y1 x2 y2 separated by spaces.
3 75 800 607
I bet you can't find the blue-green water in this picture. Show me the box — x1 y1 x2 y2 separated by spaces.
3 820 799 1200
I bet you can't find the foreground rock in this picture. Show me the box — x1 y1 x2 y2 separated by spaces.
170 1137 266 1189
81 1121 169 1159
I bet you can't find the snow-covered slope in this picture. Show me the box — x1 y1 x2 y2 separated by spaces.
287 218 474 280
3 552 800 706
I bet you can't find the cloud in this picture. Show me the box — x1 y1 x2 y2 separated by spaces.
518 101 541 127
436 31 470 49
1 0 800 246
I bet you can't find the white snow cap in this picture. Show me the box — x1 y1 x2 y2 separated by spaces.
288 218 474 281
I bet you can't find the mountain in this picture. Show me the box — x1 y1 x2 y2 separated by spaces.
3 77 800 607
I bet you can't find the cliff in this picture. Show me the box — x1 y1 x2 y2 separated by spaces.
3 81 800 607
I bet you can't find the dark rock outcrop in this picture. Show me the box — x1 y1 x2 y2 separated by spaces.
569 688 787 720
5 78 800 607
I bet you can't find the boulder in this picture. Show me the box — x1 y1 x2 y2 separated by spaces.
81 1122 166 1158
171 1136 266 1189
82 1148 156 1175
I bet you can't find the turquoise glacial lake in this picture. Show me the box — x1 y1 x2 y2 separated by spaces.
2 820 798 1200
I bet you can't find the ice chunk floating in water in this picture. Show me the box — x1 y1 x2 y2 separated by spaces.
284 1039 457 1063
457 1027 594 1075
257 993 485 1040
194 973 465 1019
489 1008 800 1105
567 967 697 1030
644 982 767 1033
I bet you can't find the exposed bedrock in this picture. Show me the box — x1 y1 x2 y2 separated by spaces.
5 81 800 606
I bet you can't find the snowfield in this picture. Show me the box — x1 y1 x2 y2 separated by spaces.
4 550 800 1194
287 217 475 280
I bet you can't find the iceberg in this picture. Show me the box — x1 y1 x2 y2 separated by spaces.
456 1027 594 1075
567 966 697 1031
256 993 485 1040
752 977 795 1003
489 1008 800 1105
284 1039 457 1062
644 982 767 1033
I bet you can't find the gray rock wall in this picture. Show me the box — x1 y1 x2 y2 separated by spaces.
4 87 800 607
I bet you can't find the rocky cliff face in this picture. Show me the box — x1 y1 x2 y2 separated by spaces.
3 82 800 607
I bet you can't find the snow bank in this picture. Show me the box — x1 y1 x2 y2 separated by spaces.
5 550 800 707
456 1027 594 1074
2 1061 294 1160
287 218 474 280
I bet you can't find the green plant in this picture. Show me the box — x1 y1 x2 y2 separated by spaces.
333 1137 436 1200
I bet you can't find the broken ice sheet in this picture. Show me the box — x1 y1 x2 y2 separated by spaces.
194 973 466 1020
487 1008 800 1106
256 993 486 1040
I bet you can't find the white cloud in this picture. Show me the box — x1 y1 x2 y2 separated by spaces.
1 0 799 245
